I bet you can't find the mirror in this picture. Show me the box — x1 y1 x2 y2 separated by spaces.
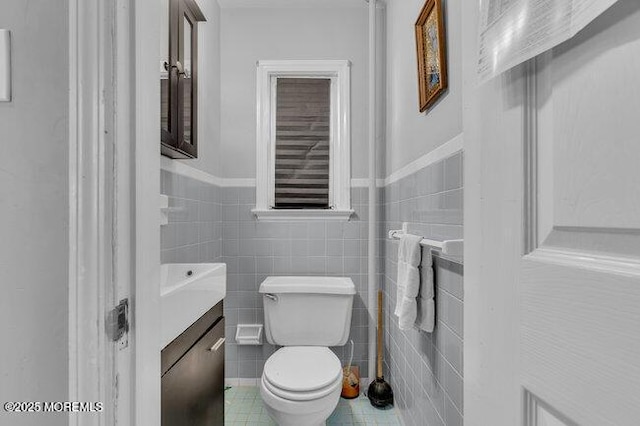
182 15 193 144
160 0 170 139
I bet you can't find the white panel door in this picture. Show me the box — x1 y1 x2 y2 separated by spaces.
464 1 640 425
521 2 640 423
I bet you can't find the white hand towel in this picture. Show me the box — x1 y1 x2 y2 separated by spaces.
398 233 422 266
394 234 422 330
416 248 435 332
399 264 421 298
416 297 435 332
394 234 422 315
397 296 418 330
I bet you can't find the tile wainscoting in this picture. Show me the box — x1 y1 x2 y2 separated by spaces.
160 169 223 263
160 150 464 426
382 151 464 426
160 167 374 379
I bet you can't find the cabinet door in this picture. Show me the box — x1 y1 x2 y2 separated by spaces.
176 2 198 158
161 0 203 159
162 318 225 426
161 0 179 150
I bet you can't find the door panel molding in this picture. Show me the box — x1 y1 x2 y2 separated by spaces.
525 246 640 278
544 226 640 259
523 59 538 255
521 258 640 425
524 391 576 426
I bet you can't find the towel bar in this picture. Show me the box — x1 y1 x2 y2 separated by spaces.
388 223 463 257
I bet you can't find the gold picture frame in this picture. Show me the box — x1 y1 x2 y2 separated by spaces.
415 0 447 112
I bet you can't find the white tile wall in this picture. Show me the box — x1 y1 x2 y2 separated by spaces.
160 152 464 426
160 170 223 263
222 187 374 378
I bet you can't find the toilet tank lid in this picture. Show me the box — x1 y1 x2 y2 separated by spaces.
259 276 356 295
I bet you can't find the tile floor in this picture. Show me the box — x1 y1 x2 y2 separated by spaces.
224 386 401 425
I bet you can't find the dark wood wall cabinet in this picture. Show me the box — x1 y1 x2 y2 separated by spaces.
161 0 205 159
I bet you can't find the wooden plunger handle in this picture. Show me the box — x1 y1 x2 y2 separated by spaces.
377 290 383 379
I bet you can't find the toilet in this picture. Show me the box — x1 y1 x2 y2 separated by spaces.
258 276 356 426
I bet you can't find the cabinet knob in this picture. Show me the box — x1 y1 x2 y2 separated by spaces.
209 337 225 352
176 61 186 75
165 61 186 75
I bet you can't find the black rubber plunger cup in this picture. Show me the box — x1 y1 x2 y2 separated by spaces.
367 291 394 408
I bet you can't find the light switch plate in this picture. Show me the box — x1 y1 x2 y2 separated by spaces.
0 30 11 102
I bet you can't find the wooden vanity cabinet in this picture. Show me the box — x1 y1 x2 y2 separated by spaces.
161 301 224 426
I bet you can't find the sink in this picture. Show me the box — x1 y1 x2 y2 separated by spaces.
160 263 226 348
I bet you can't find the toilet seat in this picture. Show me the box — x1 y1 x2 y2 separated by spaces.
262 346 342 402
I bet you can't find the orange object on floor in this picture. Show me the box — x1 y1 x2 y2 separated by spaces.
341 365 360 399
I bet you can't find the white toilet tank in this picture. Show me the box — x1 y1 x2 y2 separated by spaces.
259 276 356 347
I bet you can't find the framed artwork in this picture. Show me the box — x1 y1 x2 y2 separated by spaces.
415 0 447 112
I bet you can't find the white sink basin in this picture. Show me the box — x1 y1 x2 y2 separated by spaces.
160 263 226 348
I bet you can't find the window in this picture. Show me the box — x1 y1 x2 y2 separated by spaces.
254 60 353 221
274 78 330 209
160 0 205 159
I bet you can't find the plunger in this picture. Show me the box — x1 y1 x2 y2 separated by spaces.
367 291 394 408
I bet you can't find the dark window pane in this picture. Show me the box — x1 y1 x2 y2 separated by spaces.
274 78 331 209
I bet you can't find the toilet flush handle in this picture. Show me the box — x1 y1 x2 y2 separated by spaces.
264 293 278 302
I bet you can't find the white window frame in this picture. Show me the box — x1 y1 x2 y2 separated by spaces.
253 60 353 221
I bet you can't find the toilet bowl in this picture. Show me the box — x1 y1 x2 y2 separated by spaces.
258 276 356 426
260 346 342 426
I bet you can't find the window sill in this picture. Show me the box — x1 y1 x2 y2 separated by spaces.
251 208 354 222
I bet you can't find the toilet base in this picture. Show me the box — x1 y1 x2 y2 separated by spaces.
260 375 341 426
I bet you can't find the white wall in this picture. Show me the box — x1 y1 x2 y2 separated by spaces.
384 0 462 176
219 6 369 179
0 1 69 424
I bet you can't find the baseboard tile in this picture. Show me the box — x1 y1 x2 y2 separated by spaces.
225 378 260 387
